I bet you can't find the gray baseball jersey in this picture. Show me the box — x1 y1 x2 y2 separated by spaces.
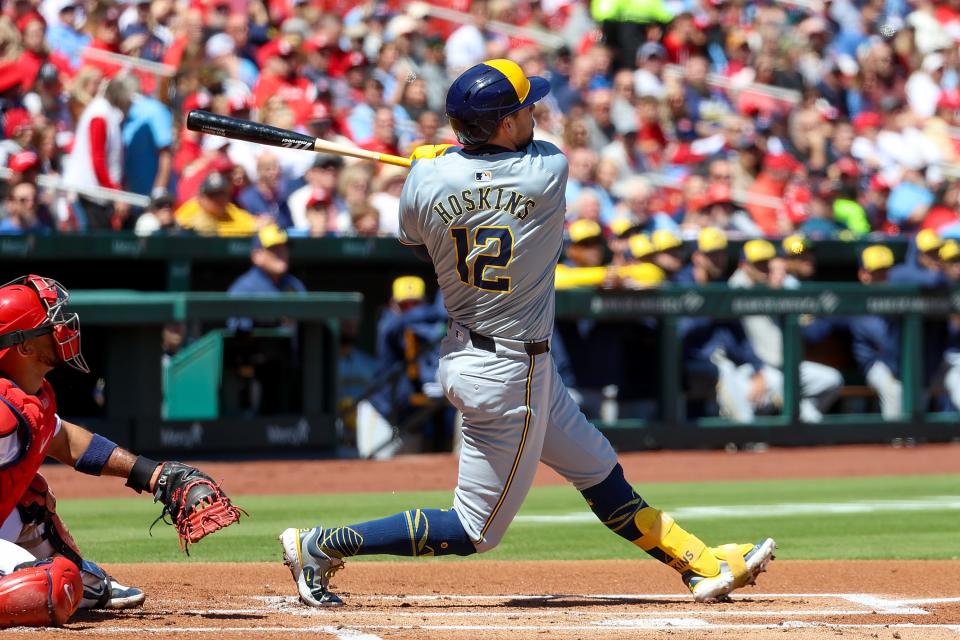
398 141 618 551
398 141 567 342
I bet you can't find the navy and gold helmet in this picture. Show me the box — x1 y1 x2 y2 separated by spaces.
445 59 551 146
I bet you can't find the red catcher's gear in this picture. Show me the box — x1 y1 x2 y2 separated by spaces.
0 275 87 373
0 557 82 628
0 378 59 525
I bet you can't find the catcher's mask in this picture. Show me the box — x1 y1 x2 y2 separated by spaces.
0 275 88 373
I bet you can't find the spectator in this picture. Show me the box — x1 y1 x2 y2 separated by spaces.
0 181 52 234
121 80 174 199
175 171 257 237
238 150 292 228
886 167 935 232
0 108 34 168
369 164 406 236
358 106 402 156
905 53 945 120
133 193 180 236
46 0 91 69
634 42 667 99
288 153 345 232
62 75 136 230
349 201 380 237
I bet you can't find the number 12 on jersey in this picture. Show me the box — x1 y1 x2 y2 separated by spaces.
450 226 514 293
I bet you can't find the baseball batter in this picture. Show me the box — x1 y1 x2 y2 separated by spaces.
280 59 776 605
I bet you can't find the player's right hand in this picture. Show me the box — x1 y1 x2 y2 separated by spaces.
409 144 457 161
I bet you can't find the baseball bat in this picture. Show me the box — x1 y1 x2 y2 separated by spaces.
186 110 412 168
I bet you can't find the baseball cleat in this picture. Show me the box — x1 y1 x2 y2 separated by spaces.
279 527 344 607
105 579 146 609
683 537 776 602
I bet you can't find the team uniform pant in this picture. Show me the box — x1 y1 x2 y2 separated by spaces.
865 361 902 421
714 355 842 423
441 321 618 552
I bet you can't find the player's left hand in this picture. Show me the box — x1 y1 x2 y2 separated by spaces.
409 144 457 161
151 462 245 552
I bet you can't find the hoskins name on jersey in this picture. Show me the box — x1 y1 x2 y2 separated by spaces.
431 186 537 224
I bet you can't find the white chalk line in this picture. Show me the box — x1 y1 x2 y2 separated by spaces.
515 495 960 524
46 623 960 634
187 608 914 618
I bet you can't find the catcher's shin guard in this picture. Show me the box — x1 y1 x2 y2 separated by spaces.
0 557 83 628
632 507 776 601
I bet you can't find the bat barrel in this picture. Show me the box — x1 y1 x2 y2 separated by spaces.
186 110 316 150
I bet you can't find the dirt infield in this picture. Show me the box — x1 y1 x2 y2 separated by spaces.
17 443 960 638
5 560 959 639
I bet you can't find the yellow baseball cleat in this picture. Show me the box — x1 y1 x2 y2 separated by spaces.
682 538 777 602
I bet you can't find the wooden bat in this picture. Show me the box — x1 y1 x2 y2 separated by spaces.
186 110 412 168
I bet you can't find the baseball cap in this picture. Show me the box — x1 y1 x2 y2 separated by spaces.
861 245 894 272
308 102 332 123
651 229 682 252
636 42 666 61
281 17 310 39
149 193 174 210
922 52 946 73
253 224 289 250
568 219 603 244
8 150 38 172
915 228 943 253
705 183 734 207
628 234 655 259
609 215 639 238
200 171 229 195
782 234 810 257
940 240 960 262
205 32 235 58
852 112 882 134
834 157 859 177
742 239 776 263
346 51 368 69
311 153 343 170
698 227 728 253
392 275 425 302
763 153 798 172
3 109 32 139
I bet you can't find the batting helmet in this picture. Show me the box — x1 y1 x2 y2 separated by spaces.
445 59 551 146
0 275 88 373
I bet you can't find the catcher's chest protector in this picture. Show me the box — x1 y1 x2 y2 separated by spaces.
0 379 59 525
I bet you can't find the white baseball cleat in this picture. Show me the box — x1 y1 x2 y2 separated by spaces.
105 579 146 609
684 537 776 602
279 527 344 607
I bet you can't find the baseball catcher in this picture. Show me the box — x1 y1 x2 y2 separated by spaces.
0 275 243 629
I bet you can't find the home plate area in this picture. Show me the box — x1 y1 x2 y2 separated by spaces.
5 561 960 640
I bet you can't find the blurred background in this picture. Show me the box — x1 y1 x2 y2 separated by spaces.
1 0 960 460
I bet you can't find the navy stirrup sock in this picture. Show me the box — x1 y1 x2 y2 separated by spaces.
318 508 475 558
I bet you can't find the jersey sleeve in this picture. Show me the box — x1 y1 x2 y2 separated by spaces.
397 163 423 246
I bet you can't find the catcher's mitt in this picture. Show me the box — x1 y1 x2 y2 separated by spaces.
150 462 245 552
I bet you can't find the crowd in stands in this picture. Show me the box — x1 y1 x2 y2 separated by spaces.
0 0 959 242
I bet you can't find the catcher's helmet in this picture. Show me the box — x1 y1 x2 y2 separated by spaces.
445 59 551 146
0 275 88 372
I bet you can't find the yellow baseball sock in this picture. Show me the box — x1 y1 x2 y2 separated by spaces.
632 506 720 577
